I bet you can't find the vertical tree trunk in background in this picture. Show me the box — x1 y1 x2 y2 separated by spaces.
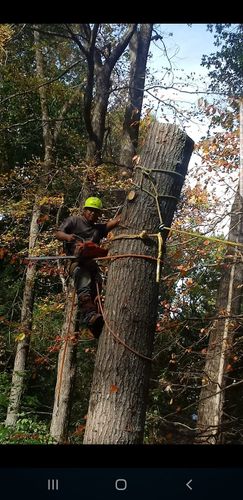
70 23 136 165
196 186 243 444
5 201 40 426
6 26 70 427
50 179 91 442
119 24 153 168
83 122 194 444
85 68 111 164
5 27 51 427
239 99 243 198
50 280 78 442
34 28 54 166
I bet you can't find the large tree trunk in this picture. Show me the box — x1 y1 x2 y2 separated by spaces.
5 200 40 426
119 24 153 168
196 186 243 444
83 121 194 444
50 280 78 442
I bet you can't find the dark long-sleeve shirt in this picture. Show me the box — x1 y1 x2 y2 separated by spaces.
58 215 108 255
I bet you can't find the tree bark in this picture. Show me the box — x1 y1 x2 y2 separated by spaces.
66 23 136 165
50 169 94 442
5 28 52 427
119 24 153 168
5 26 77 427
196 186 243 444
5 200 40 426
83 121 194 444
50 280 78 442
34 28 54 166
85 67 111 164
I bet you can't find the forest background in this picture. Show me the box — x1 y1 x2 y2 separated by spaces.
0 23 242 445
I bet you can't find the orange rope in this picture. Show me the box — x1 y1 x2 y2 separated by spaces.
96 253 161 263
96 283 152 362
96 253 163 273
55 252 160 405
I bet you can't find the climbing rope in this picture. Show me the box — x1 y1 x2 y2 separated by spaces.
161 225 243 250
95 282 153 362
134 164 181 225
110 229 164 282
135 164 185 179
13 163 243 374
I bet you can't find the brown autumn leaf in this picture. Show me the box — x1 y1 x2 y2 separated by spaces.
225 364 233 373
34 356 46 365
166 432 173 441
0 248 8 259
186 278 193 287
176 264 190 276
110 384 119 394
73 424 86 435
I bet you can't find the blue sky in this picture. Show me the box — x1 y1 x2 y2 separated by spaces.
147 24 217 142
160 24 216 72
146 24 236 234
150 23 216 80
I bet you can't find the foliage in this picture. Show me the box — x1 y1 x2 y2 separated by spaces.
145 226 225 443
0 415 55 444
68 342 98 442
2 22 243 444
0 24 14 61
0 24 86 171
202 24 243 97
0 373 11 421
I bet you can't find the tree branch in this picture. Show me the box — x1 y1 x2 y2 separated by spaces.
1 60 82 104
108 24 137 71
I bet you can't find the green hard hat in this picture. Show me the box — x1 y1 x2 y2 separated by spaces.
83 196 103 210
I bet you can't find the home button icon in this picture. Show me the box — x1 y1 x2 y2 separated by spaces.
115 479 127 491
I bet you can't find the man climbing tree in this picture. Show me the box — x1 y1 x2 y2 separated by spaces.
55 197 121 338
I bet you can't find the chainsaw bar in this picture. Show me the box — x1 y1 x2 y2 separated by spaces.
25 255 77 261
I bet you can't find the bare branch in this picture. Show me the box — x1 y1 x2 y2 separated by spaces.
108 24 137 71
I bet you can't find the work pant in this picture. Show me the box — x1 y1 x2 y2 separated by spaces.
71 260 102 323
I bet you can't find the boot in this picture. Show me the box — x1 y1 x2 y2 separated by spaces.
88 314 104 339
79 293 104 339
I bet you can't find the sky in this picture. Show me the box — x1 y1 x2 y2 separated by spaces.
159 24 215 74
147 24 237 235
148 23 216 142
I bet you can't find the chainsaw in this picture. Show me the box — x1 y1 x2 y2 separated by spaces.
26 235 108 262
73 240 108 259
